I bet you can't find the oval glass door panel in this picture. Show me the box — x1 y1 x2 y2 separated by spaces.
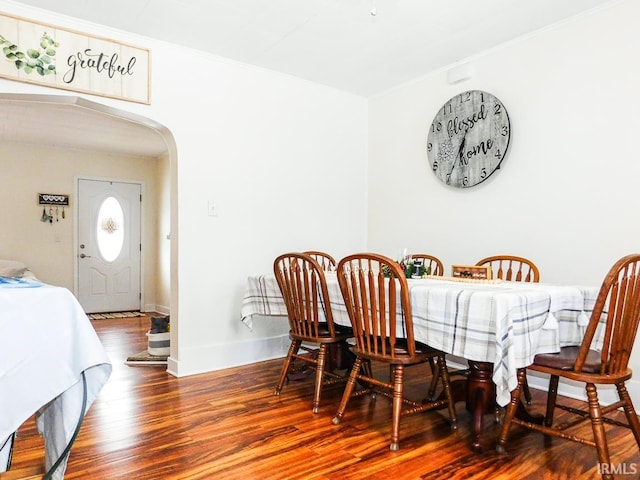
96 196 125 262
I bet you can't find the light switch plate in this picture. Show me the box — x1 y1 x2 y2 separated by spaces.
207 201 218 217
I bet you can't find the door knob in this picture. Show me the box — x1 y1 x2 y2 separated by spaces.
79 253 92 259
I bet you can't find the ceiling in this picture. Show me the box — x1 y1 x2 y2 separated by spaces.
13 0 616 97
1 0 618 157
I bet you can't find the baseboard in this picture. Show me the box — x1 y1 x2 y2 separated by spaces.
166 334 289 377
143 304 170 315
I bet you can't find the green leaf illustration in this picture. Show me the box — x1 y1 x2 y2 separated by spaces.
1 32 58 75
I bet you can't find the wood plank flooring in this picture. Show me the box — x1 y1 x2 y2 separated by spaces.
6 316 640 479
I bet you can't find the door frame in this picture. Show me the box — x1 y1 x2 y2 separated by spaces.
74 175 146 311
1 93 178 373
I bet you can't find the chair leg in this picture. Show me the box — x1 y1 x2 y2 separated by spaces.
332 358 363 425
426 357 439 400
496 368 526 454
274 339 301 395
585 383 612 478
390 364 404 451
437 354 458 430
544 374 559 427
522 373 532 405
617 382 640 448
312 344 328 413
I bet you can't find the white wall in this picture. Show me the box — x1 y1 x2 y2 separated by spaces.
0 141 161 309
0 1 369 376
156 46 368 376
368 0 640 403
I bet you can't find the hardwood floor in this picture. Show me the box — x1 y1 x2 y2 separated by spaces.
7 316 640 479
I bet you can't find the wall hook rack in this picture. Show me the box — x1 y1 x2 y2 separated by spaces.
38 193 69 224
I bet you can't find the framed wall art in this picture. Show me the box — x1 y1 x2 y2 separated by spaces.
0 12 150 104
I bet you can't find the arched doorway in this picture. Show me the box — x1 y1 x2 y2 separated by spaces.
0 93 178 360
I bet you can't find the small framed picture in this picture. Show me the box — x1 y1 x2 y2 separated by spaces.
451 264 492 280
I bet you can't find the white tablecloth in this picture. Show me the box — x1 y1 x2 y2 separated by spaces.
403 278 599 405
0 283 112 479
241 273 601 406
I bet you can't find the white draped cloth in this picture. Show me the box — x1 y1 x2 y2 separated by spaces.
0 284 111 479
241 274 600 407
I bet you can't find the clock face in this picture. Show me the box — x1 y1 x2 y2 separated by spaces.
427 90 511 188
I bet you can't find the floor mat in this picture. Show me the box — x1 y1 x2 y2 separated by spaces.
88 311 145 320
125 350 168 366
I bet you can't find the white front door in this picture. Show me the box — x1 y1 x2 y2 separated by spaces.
78 179 142 313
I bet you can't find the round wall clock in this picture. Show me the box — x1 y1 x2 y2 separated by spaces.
426 90 511 188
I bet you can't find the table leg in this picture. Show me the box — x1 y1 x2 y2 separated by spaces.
440 361 543 451
431 361 493 449
466 361 496 450
438 360 544 451
326 341 356 371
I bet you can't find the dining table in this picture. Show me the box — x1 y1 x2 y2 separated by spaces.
0 280 112 479
241 272 602 449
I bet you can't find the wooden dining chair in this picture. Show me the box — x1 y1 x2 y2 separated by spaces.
331 253 458 451
496 254 640 480
273 253 353 413
410 253 444 276
303 251 337 271
475 255 540 283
